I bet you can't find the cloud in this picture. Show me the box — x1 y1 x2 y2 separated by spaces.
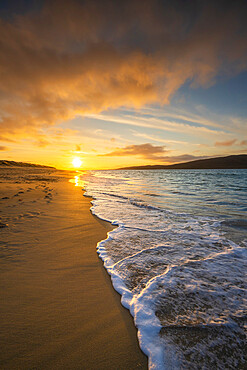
101 143 168 160
88 112 229 138
0 146 8 151
101 143 208 163
215 139 237 146
35 138 50 147
130 130 188 145
161 154 208 163
0 0 246 139
240 140 247 146
0 135 17 143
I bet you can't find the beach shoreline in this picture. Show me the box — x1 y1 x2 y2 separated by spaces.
0 169 147 369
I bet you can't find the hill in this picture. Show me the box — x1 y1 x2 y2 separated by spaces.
0 160 55 169
118 155 247 170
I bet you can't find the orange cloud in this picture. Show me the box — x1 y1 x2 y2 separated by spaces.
215 139 237 146
0 0 246 140
35 138 50 147
0 136 16 143
161 154 208 163
0 146 8 151
240 140 247 146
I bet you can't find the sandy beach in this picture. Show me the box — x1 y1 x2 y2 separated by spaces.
0 168 147 369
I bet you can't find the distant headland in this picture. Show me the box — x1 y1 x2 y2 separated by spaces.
0 160 55 169
117 154 247 170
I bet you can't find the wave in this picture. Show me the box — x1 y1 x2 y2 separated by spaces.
82 169 247 369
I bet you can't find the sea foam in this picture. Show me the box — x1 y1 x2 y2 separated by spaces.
83 169 247 369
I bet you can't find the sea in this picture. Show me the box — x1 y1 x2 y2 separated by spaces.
81 169 247 369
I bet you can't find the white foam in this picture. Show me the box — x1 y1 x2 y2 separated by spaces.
82 169 247 369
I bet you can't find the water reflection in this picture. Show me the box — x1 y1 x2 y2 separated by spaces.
69 173 85 188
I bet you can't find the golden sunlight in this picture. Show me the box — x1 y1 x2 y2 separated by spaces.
72 157 82 168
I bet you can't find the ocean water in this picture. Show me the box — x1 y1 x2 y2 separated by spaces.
82 169 247 369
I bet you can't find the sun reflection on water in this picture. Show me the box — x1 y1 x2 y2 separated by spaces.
69 174 85 188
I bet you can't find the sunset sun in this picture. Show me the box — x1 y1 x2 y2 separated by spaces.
72 157 82 168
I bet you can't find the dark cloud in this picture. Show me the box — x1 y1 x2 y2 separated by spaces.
101 143 168 160
0 0 246 138
101 143 207 163
215 139 237 147
0 145 8 150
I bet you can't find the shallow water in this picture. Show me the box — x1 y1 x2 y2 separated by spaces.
83 169 247 369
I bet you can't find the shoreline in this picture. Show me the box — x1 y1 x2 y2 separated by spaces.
0 172 147 369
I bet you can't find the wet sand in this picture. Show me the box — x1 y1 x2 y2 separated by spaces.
0 173 147 369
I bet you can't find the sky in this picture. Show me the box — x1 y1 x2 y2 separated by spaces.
0 0 246 170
